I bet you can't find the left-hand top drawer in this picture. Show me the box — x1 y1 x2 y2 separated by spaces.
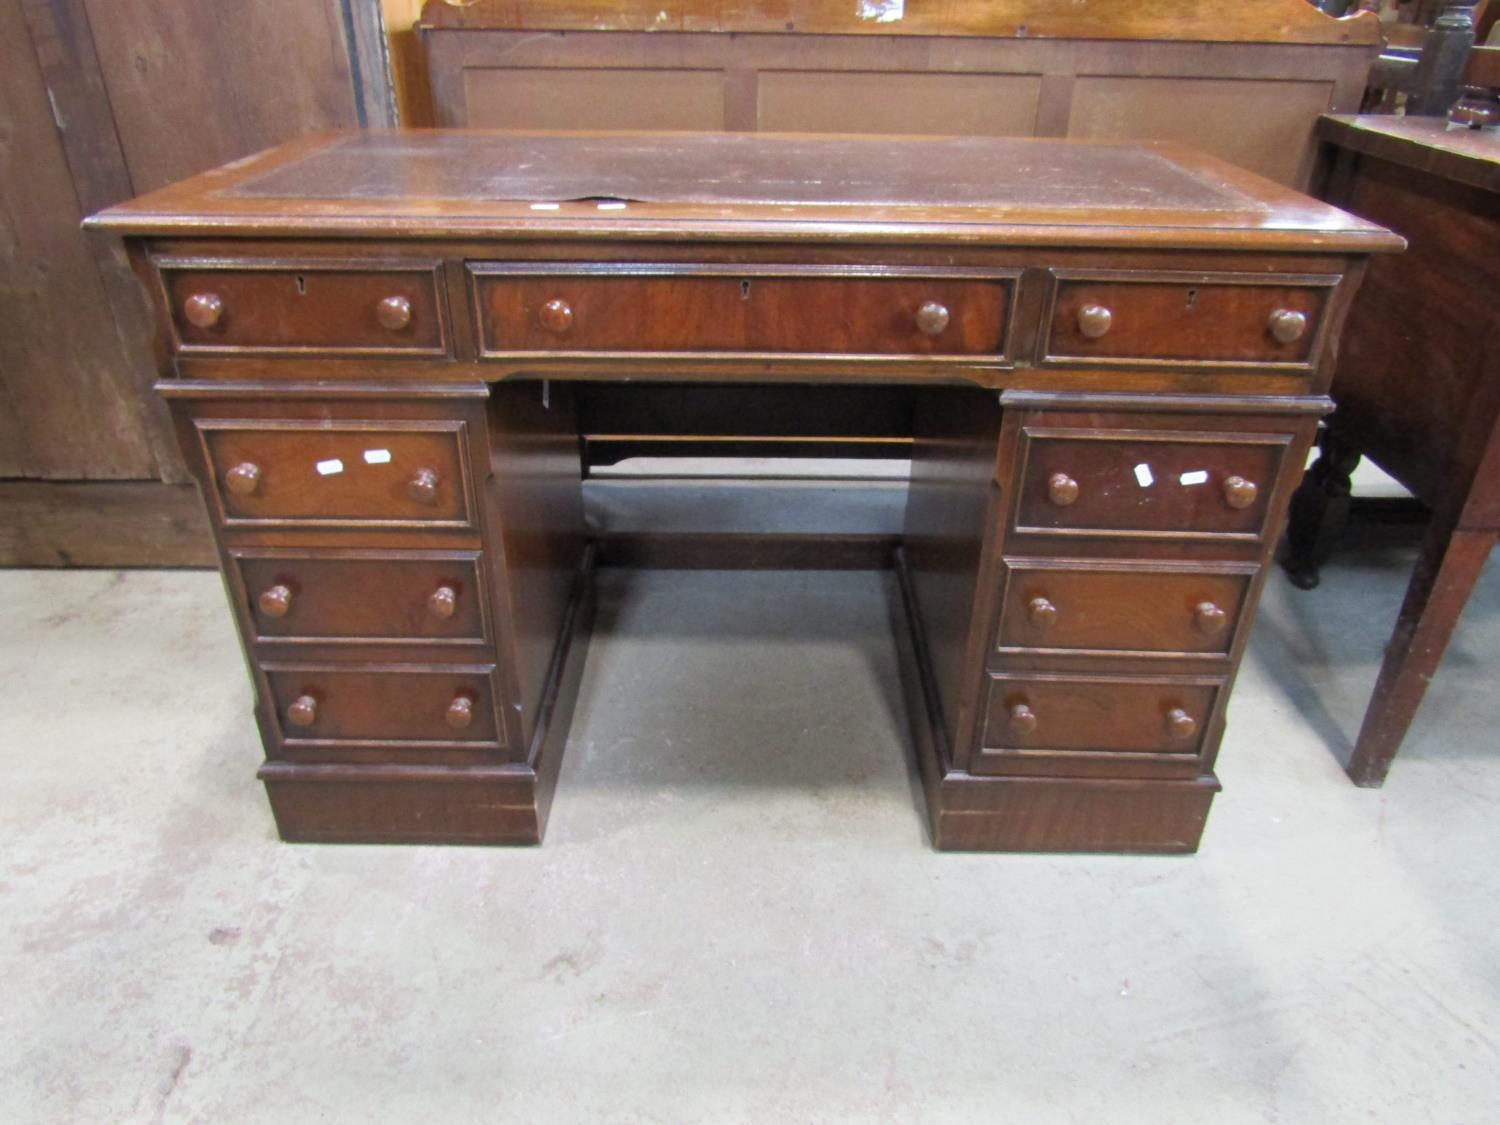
195 419 476 529
158 260 450 357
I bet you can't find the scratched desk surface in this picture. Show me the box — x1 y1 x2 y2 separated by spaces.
89 129 1401 251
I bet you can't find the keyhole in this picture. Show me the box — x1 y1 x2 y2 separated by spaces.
295 275 307 295
740 279 751 299
1185 287 1197 310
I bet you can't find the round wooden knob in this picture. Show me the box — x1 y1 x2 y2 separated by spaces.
1027 596 1058 630
1267 308 1307 344
1222 475 1258 510
183 292 223 329
1008 702 1038 736
258 584 293 618
1165 707 1197 741
427 585 457 620
287 694 318 728
406 467 440 506
376 294 412 331
916 301 950 336
538 298 573 335
445 694 474 730
1193 601 1228 636
1047 472 1080 507
1076 304 1112 339
224 462 261 496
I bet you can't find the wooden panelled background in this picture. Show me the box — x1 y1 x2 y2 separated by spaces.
0 0 395 565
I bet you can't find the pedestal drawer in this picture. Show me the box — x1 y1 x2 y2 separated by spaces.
974 672 1223 778
196 419 474 529
471 265 1013 358
234 551 487 645
1012 424 1292 543
266 664 502 747
1043 272 1334 368
996 561 1255 658
160 261 448 356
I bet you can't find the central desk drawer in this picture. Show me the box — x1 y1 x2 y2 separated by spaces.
196 419 474 529
234 551 488 645
470 265 1013 358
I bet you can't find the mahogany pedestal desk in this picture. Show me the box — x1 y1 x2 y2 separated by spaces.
1284 115 1499 787
89 131 1399 852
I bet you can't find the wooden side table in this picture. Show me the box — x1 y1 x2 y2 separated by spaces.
1284 114 1500 786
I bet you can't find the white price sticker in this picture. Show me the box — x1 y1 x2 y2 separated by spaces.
315 458 344 476
1179 470 1209 486
1134 463 1155 488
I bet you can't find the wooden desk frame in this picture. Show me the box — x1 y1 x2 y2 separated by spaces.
89 129 1399 852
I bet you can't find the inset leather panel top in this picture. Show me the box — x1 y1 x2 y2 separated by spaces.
88 132 1404 251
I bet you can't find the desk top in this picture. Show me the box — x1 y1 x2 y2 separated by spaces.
91 130 1400 253
1318 115 1500 196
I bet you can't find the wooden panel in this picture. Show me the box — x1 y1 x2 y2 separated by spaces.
930 776 1218 853
382 0 436 125
484 381 588 748
1323 156 1500 505
462 67 725 129
160 263 449 357
81 0 361 194
901 389 1004 750
756 71 1040 135
196 420 474 529
262 766 542 845
418 0 1383 46
233 551 488 644
1068 76 1335 186
1043 273 1333 368
265 664 502 746
996 561 1254 658
0 480 213 567
473 268 1011 356
0 0 158 479
1012 426 1290 542
976 672 1223 777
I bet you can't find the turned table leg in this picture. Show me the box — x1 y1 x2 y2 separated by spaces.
1282 428 1363 590
1346 518 1497 787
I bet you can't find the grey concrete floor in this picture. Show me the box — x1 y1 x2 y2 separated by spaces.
2 540 1498 1121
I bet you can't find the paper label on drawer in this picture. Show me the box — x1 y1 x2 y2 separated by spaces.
1179 470 1209 486
857 0 904 22
363 448 392 465
1133 463 1154 488
315 458 344 476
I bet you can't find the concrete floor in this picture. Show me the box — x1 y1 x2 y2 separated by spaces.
3 538 1498 1121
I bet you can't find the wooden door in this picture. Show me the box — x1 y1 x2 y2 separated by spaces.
0 0 392 565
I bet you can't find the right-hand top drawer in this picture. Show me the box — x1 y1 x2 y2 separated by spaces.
1010 418 1299 544
1042 271 1338 369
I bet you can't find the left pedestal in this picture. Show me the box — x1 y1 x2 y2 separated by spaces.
166 383 590 845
